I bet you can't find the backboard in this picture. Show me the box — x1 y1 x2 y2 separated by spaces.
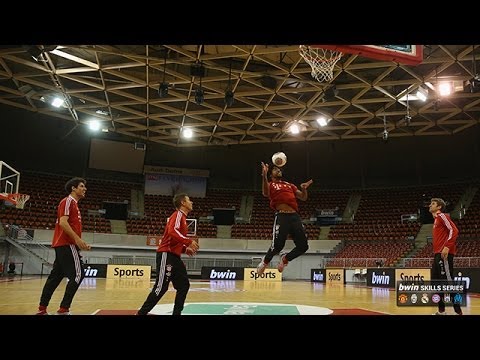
0 161 20 195
0 161 29 209
187 218 197 236
317 45 423 65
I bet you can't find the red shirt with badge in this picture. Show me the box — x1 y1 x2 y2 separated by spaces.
52 195 82 247
268 180 299 212
432 211 458 255
158 209 193 256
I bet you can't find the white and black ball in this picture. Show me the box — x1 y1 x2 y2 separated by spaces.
272 152 287 167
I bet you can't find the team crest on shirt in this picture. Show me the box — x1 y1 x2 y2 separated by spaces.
166 264 172 272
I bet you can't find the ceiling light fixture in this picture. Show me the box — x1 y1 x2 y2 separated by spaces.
195 73 204 105
382 110 389 141
316 116 330 127
182 127 193 139
158 47 169 98
195 88 204 104
415 85 428 101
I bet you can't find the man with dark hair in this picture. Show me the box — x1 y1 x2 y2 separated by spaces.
429 197 462 315
137 193 199 315
257 162 313 275
36 177 91 315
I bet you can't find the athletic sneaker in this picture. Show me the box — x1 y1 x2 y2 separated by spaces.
433 311 447 315
35 309 49 315
256 258 268 275
56 307 71 315
277 253 288 272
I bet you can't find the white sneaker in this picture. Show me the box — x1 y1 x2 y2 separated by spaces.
55 311 71 315
433 311 447 315
256 258 268 275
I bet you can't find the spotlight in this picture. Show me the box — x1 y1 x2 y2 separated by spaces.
195 88 204 104
51 97 65 108
190 63 206 77
316 116 330 127
158 82 169 98
382 130 388 141
224 90 234 107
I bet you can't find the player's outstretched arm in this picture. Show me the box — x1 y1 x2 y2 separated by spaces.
297 179 313 201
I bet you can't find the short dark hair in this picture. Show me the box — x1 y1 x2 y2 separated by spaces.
431 197 446 211
65 177 86 194
267 164 281 179
173 193 188 209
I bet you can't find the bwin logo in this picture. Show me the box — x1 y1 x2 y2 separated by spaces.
454 273 470 289
371 271 390 285
210 269 237 279
84 266 98 277
313 272 324 281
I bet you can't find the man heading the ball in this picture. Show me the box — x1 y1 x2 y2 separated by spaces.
257 162 313 275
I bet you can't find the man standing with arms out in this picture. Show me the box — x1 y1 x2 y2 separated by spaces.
137 193 199 315
36 177 91 315
429 197 462 315
257 162 313 275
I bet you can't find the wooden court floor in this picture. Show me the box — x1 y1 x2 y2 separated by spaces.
1 276 479 315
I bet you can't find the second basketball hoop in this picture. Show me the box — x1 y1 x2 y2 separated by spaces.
299 45 343 83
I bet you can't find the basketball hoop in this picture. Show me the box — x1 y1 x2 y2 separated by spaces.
6 193 30 209
299 45 343 83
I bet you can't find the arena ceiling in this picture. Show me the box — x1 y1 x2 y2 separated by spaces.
0 45 479 147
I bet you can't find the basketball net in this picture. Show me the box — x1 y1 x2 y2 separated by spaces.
299 45 343 83
7 193 30 209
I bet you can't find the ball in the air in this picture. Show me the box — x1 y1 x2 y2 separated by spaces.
272 152 287 167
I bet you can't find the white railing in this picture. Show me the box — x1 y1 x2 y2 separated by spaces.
6 224 51 263
400 257 480 268
324 258 387 268
326 257 480 268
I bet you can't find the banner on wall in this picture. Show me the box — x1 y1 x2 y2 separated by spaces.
310 269 326 282
243 268 282 281
83 264 107 278
316 208 341 225
367 268 396 288
106 265 151 280
454 268 480 293
395 268 431 283
201 267 245 280
145 173 207 198
144 165 209 177
326 268 345 284
146 236 162 246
